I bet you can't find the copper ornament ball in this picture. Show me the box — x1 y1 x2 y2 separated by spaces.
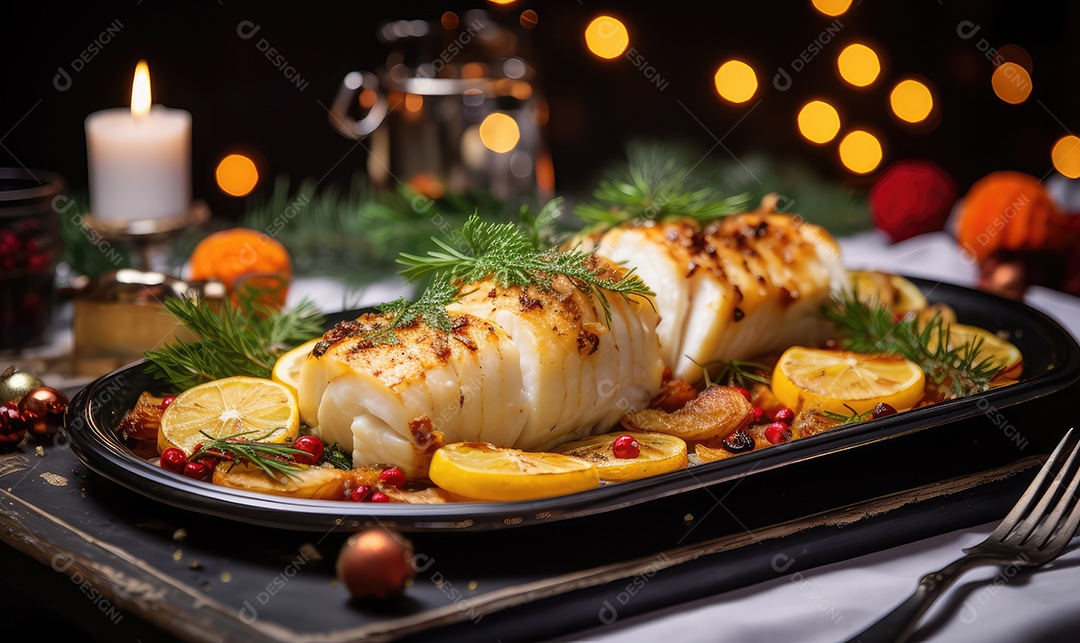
19 386 68 439
336 528 416 600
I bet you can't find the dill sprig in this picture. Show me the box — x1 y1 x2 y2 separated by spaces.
191 429 308 478
144 294 325 392
824 291 1002 398
573 144 752 228
518 197 564 251
396 213 654 321
365 272 460 345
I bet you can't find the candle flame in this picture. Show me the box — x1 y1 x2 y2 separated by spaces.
131 60 152 119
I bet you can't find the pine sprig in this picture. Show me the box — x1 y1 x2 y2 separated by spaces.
191 429 308 478
824 291 1003 398
699 358 773 389
518 197 564 251
396 213 654 321
144 295 325 392
574 144 752 228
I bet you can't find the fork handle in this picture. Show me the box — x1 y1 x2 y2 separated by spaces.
844 554 991 643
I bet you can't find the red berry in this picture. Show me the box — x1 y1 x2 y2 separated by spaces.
370 492 391 503
612 434 640 459
182 460 212 481
159 396 176 411
0 402 27 445
872 402 898 419
293 435 324 464
160 447 187 473
751 406 764 423
764 422 792 445
351 484 372 502
766 407 794 425
732 387 751 402
378 467 406 488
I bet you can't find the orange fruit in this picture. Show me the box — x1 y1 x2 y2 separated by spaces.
189 228 292 310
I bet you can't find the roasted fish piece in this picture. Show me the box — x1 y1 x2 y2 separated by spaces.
579 212 847 384
298 263 664 477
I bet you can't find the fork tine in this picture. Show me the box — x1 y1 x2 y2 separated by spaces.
988 428 1075 542
1028 440 1080 552
1004 436 1080 545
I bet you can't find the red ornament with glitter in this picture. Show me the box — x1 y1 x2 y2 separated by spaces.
870 161 956 242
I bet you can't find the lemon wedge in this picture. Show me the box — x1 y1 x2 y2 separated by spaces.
554 432 688 482
428 442 599 501
772 346 926 415
158 376 300 455
949 323 1023 380
849 270 927 314
272 338 321 398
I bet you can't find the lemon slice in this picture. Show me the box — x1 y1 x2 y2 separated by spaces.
158 376 300 455
947 323 1023 380
772 346 926 415
428 442 599 501
553 432 688 482
272 338 321 398
849 270 927 314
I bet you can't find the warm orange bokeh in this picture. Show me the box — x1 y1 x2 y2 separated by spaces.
955 171 1069 263
189 228 293 310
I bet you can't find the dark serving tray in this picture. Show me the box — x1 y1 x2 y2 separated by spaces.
63 277 1080 533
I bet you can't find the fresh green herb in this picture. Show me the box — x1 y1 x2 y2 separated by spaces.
573 144 752 229
321 442 353 470
821 405 874 425
144 294 325 392
366 272 460 345
396 213 654 321
518 197 564 251
190 429 308 478
700 359 773 389
824 291 1002 398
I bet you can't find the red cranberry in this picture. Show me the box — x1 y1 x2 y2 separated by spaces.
351 484 372 502
766 407 795 425
159 396 176 411
764 422 792 445
872 402 898 419
370 492 391 503
182 460 212 481
379 467 406 488
612 434 640 459
751 406 764 423
731 387 751 402
293 435 324 464
0 230 20 255
160 447 188 473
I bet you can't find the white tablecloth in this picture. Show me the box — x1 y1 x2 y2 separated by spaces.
565 231 1080 643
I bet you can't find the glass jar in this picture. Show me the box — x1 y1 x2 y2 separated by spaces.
0 168 65 351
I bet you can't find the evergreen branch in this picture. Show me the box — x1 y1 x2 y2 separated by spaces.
191 429 308 478
367 272 460 345
144 295 325 392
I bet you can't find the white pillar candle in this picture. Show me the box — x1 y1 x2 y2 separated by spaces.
85 61 191 221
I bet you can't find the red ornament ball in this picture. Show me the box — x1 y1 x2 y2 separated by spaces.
19 386 68 440
336 528 416 600
870 161 956 242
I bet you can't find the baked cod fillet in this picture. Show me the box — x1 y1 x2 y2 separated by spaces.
580 212 847 384
298 264 664 477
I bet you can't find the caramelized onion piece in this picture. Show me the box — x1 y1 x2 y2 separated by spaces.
621 385 753 441
212 462 380 500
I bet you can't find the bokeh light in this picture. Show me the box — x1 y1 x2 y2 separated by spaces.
889 79 934 123
837 43 881 87
797 100 841 144
585 16 629 59
441 12 459 30
215 153 259 197
997 44 1033 73
714 60 758 103
520 10 539 29
1052 135 1080 179
811 0 852 17
839 130 883 174
991 62 1032 104
479 112 520 153
405 93 423 112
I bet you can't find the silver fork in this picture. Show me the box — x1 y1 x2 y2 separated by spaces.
845 428 1080 643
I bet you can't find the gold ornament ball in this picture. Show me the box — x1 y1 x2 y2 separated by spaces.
0 369 44 405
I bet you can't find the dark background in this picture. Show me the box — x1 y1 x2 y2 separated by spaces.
0 0 1076 220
